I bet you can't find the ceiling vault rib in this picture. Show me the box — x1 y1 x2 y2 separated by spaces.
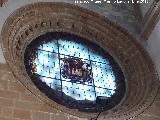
140 0 160 40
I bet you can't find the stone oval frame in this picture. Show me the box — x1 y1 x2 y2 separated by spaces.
1 2 159 120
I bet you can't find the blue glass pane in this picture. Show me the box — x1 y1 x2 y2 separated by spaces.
30 39 117 101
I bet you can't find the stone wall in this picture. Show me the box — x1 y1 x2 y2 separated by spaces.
1 2 159 119
0 1 159 120
0 63 159 120
0 64 78 120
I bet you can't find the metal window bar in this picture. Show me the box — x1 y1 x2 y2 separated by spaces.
88 48 97 99
56 39 63 97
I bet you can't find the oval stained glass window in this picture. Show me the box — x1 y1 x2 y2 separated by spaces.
24 32 125 112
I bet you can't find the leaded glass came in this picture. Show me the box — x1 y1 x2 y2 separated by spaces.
24 32 125 112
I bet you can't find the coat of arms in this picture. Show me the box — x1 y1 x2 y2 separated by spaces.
61 57 93 84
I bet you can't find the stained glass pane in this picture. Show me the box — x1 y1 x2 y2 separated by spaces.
24 32 125 112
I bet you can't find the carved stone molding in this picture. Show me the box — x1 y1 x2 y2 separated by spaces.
0 2 159 120
141 0 160 40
